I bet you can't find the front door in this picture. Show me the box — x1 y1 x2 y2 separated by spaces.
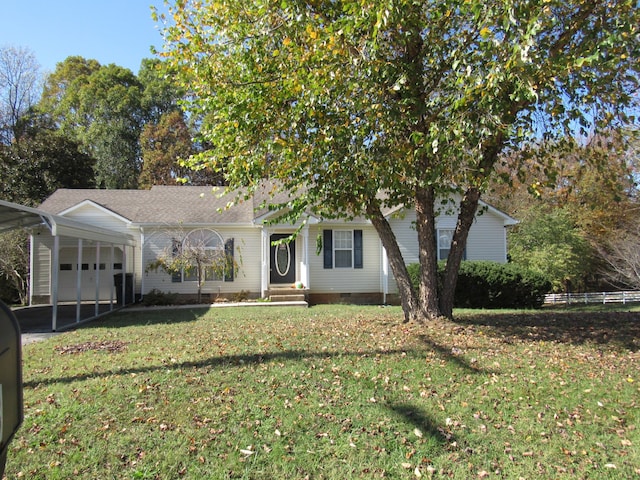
270 234 296 284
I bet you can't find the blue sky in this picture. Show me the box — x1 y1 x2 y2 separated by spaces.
1 0 167 75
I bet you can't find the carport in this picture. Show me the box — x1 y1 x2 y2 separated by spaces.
0 199 136 331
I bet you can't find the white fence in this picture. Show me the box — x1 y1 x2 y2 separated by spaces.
544 291 640 305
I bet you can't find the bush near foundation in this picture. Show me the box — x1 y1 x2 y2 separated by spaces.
408 261 551 309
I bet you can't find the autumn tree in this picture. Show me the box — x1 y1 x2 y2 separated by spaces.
159 0 639 321
486 130 639 290
139 110 194 187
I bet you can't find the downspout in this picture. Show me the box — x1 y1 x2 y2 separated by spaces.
381 246 389 305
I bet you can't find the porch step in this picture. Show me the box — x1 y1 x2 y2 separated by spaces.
270 294 306 303
267 288 308 305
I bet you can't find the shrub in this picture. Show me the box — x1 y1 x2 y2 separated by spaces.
142 289 178 306
407 261 551 309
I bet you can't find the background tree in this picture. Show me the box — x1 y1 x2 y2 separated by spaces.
139 110 194 187
165 1 635 321
597 218 640 290
486 130 639 290
0 114 95 205
508 206 594 292
0 230 29 305
37 58 145 188
0 45 41 145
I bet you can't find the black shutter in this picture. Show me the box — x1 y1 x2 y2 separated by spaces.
323 229 333 269
224 238 234 281
354 229 363 269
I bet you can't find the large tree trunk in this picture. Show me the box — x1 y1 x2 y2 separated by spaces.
367 204 422 323
414 185 441 320
439 187 481 318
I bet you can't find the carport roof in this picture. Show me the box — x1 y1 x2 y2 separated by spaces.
0 199 136 245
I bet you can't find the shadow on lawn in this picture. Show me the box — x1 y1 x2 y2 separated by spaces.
455 310 640 352
26 346 470 388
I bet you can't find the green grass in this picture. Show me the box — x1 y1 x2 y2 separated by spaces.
5 305 639 479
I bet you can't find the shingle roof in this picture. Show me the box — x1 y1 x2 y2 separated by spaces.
38 184 289 225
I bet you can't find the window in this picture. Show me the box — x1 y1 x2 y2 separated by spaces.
177 229 234 282
438 229 454 261
60 263 73 271
437 229 466 261
334 230 353 268
323 229 363 269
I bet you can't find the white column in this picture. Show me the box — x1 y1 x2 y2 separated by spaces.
76 238 83 322
51 235 60 331
300 227 310 289
95 241 101 317
261 229 269 297
121 244 127 306
109 244 115 310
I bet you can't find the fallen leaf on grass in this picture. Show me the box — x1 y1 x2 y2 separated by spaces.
55 340 127 354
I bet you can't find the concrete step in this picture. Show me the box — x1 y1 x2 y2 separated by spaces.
269 294 306 303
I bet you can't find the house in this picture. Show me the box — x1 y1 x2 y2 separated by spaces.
30 185 517 306
26 184 517 309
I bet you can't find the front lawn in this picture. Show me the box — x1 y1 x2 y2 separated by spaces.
5 305 639 479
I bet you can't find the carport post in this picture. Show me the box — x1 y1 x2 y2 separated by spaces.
109 244 114 310
76 238 83 323
51 235 60 331
95 241 101 317
121 244 126 306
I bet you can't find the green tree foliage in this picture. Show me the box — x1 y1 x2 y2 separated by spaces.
38 58 145 188
508 206 593 292
138 58 182 124
0 116 94 205
158 0 639 321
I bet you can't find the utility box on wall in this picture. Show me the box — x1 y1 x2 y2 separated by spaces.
0 300 23 478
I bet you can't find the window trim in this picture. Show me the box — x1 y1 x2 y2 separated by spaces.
333 229 354 268
437 228 466 261
323 229 363 270
181 228 226 282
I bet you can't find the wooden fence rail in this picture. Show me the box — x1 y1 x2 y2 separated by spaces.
544 291 640 305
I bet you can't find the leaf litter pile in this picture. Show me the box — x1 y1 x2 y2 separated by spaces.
7 305 639 479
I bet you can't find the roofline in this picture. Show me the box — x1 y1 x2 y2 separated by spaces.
59 199 132 224
383 198 518 226
0 199 136 246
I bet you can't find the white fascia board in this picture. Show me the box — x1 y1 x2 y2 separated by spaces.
59 199 132 225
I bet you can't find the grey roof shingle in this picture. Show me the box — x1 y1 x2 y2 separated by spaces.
38 184 289 225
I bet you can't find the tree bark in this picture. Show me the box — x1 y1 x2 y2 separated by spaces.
414 185 441 320
439 187 481 318
367 203 422 323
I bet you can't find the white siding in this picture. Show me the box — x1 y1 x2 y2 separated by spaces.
30 232 51 298
307 224 382 293
63 203 132 234
385 200 510 294
141 226 263 296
